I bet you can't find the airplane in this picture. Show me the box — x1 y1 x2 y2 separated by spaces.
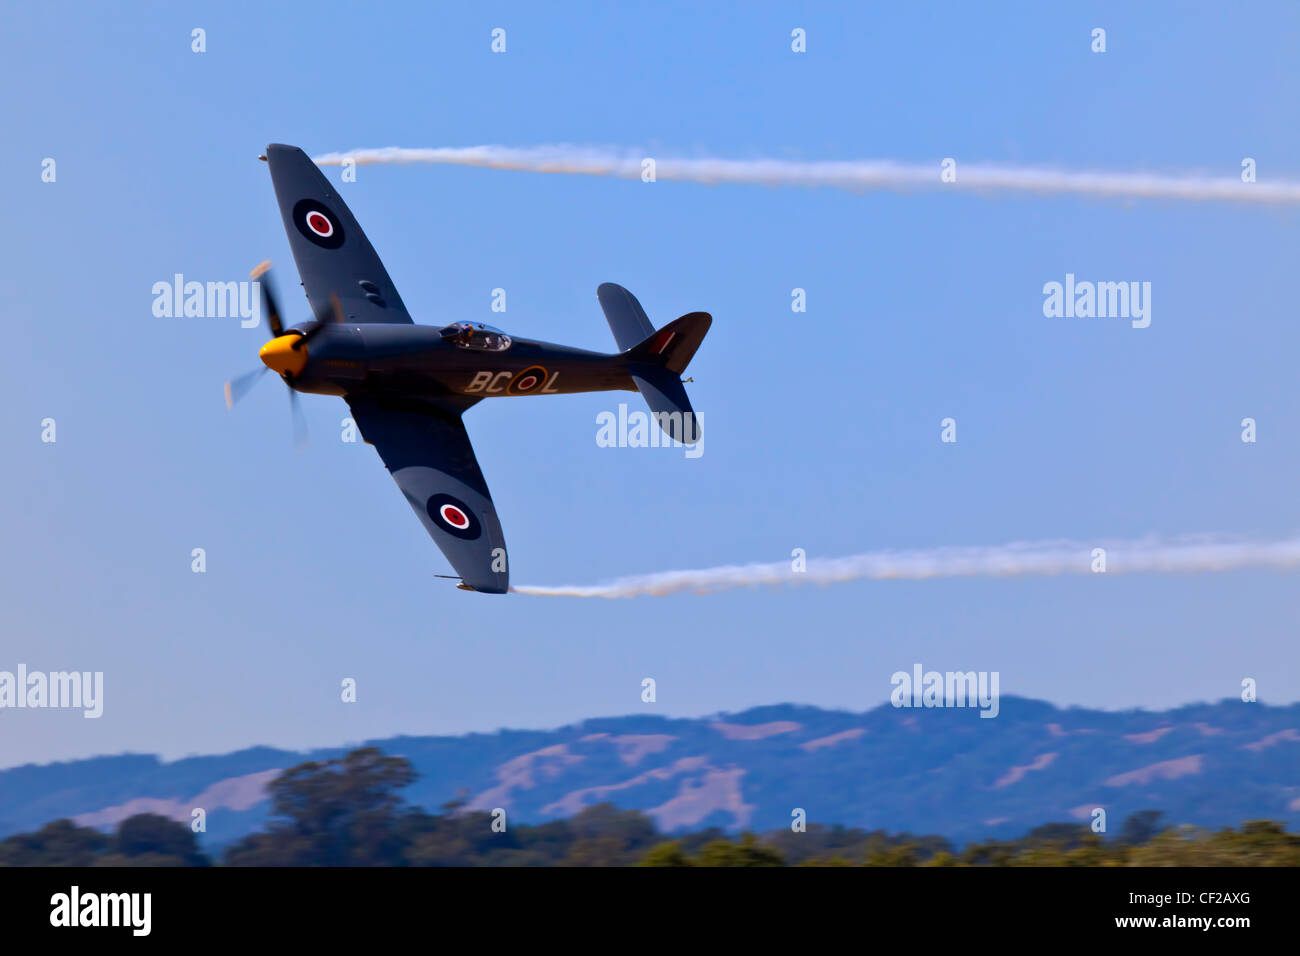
225 144 711 594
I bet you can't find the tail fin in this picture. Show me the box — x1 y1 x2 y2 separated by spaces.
598 283 655 352
597 283 711 445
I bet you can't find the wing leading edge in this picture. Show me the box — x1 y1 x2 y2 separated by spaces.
346 395 508 593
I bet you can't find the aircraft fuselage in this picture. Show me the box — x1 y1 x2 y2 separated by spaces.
279 323 637 400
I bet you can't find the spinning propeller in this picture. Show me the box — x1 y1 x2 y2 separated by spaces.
223 261 342 447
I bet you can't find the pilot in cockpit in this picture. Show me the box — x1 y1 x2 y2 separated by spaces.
440 322 513 352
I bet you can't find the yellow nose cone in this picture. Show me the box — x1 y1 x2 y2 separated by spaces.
259 335 308 376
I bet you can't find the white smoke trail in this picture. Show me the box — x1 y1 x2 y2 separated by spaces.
509 534 1300 598
312 145 1300 205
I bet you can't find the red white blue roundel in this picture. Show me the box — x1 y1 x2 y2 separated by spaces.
292 199 345 249
426 493 481 540
305 211 333 237
507 365 547 395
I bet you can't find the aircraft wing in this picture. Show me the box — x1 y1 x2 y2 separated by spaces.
264 143 414 325
346 395 508 593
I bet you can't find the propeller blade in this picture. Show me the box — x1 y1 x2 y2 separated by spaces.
293 291 345 350
250 260 283 338
223 366 269 410
288 387 309 449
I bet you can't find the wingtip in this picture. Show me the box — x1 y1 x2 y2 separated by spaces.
443 576 510 594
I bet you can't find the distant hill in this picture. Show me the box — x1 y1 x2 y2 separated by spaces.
3 696 1297 849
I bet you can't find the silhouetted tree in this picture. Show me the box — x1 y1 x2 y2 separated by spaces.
0 819 108 866
110 813 208 866
0 815 212 866
693 833 784 867
639 841 693 867
224 747 417 866
1120 810 1165 846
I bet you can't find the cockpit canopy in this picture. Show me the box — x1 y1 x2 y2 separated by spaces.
439 322 513 352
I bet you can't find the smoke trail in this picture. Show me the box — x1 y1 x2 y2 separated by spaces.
509 534 1300 598
313 145 1300 205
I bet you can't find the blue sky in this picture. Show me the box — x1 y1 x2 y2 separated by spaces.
3 1 1299 768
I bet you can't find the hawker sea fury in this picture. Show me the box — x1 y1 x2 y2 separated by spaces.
225 145 711 594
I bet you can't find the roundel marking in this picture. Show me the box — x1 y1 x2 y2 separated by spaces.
305 211 333 237
426 493 481 540
440 503 469 529
291 199 345 249
507 365 548 395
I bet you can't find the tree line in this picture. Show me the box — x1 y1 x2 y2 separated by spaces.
3 747 1297 866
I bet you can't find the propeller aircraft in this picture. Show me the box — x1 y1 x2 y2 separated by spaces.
226 145 711 593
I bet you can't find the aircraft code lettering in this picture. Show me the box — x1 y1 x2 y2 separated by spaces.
466 370 560 394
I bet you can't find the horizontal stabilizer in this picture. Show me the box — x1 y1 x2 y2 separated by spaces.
629 367 701 444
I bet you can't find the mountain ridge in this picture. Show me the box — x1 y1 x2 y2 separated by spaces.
3 695 1296 848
